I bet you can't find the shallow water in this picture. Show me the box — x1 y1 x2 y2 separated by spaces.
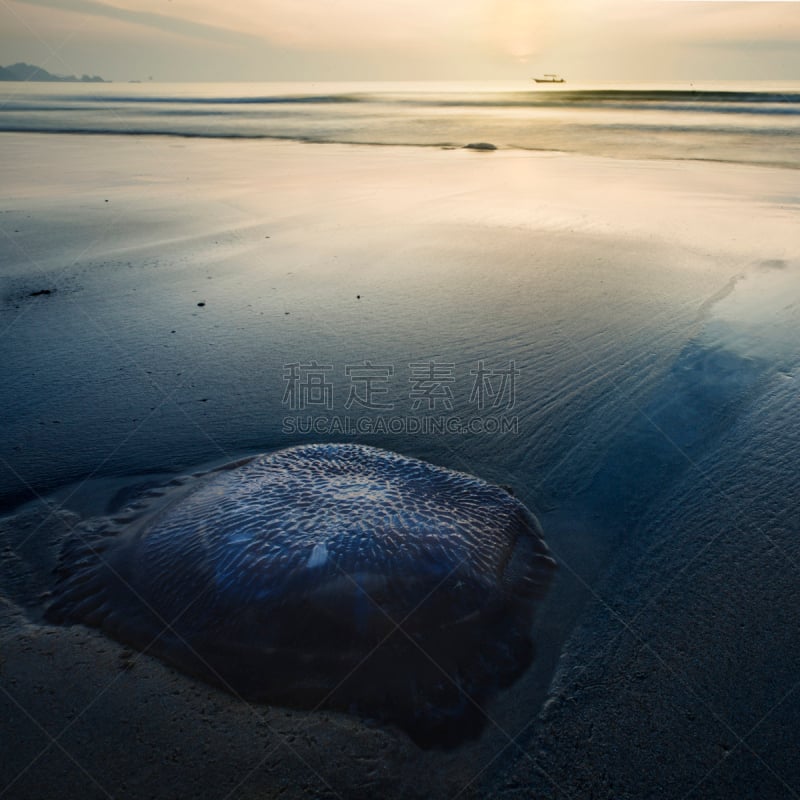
2 80 800 167
1 136 797 614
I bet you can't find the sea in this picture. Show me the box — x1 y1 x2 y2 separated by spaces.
1 79 799 167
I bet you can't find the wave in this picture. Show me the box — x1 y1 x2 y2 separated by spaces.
3 86 798 168
34 93 366 105
2 124 797 162
513 89 800 104
24 88 800 109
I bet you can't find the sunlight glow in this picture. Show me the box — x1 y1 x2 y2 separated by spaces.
2 0 798 81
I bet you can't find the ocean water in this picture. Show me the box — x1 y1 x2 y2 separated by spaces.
1 80 799 167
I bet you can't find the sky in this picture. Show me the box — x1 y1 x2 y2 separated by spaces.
1 0 799 82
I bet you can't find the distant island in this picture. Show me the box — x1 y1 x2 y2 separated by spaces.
0 62 107 82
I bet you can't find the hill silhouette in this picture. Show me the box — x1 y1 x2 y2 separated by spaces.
0 62 106 82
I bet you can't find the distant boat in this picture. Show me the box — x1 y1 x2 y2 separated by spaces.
533 74 565 84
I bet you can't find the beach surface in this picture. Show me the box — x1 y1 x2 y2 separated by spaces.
1 132 799 799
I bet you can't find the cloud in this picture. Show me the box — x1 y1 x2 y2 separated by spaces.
10 0 562 57
3 0 799 80
14 0 263 45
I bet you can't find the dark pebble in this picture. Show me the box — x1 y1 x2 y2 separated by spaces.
464 142 497 151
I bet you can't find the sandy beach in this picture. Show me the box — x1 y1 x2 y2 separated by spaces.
1 132 799 799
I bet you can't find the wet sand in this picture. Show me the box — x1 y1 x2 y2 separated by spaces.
1 133 798 798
